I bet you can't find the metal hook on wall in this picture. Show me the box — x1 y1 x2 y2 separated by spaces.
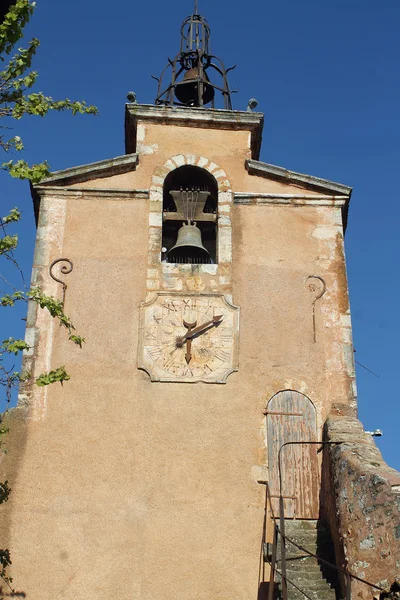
49 258 73 307
306 275 326 343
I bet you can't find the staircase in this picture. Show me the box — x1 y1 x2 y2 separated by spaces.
269 520 339 600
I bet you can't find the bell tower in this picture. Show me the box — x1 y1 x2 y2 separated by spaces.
1 4 399 600
155 0 234 109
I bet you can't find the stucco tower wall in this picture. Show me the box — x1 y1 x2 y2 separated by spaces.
0 110 356 600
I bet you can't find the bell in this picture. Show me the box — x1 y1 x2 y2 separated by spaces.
167 222 210 264
175 68 215 106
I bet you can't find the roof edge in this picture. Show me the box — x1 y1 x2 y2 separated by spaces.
246 159 352 196
35 154 139 187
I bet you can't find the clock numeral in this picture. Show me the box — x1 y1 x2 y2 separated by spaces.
153 315 162 324
145 331 157 341
183 299 196 309
180 367 194 377
147 347 163 361
162 301 177 313
197 347 211 358
163 357 177 371
203 364 213 374
221 331 232 342
213 349 230 362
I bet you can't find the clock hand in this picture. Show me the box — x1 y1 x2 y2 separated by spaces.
182 320 197 364
179 315 223 343
176 316 224 354
185 315 223 340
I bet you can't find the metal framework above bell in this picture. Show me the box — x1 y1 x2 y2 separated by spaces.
163 188 216 223
154 2 235 110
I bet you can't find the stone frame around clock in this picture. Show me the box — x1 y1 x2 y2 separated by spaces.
138 292 240 384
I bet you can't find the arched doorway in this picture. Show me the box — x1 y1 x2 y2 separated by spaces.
266 390 320 519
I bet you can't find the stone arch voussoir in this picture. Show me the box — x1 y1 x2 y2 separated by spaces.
151 154 232 193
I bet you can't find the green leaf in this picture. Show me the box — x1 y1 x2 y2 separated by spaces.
0 0 35 56
27 288 73 330
0 291 25 307
0 426 9 456
12 92 98 119
0 234 18 254
68 335 85 348
2 208 22 224
2 159 50 183
36 366 70 387
1 337 30 355
0 548 12 569
0 481 11 505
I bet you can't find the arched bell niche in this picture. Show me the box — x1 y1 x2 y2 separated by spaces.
162 165 218 264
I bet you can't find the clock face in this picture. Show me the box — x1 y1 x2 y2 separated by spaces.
138 294 239 383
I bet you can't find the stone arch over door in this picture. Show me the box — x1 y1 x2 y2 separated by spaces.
266 390 320 519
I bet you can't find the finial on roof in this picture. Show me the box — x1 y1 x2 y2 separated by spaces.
154 5 235 109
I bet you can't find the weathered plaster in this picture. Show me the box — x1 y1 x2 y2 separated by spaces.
322 417 400 599
19 196 67 421
0 104 369 600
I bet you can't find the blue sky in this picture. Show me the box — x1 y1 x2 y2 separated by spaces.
1 0 399 469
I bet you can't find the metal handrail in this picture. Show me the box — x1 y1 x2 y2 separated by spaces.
281 531 385 594
262 470 385 600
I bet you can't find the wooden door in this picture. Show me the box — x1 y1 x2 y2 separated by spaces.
266 391 320 519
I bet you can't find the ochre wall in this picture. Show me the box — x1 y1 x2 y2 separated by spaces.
71 123 326 195
0 119 356 600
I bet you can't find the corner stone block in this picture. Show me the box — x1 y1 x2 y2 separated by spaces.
219 180 232 192
154 166 170 179
163 278 184 291
150 201 163 213
149 190 163 203
150 186 162 196
173 155 185 168
148 250 161 266
149 213 163 227
218 191 233 204
218 215 231 226
197 156 209 169
218 227 233 263
165 160 176 172
147 280 160 291
219 276 231 286
147 269 159 280
24 327 38 356
152 176 164 187
185 154 197 165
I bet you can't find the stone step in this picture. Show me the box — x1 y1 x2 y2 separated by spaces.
288 588 336 600
271 520 339 600
276 581 338 598
284 531 331 545
286 561 325 573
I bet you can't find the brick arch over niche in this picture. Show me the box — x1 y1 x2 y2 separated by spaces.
150 154 232 194
146 155 234 292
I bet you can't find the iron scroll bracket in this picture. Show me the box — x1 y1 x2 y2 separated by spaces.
306 275 326 343
49 258 73 307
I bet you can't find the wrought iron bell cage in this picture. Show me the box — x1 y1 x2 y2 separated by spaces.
154 3 235 110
